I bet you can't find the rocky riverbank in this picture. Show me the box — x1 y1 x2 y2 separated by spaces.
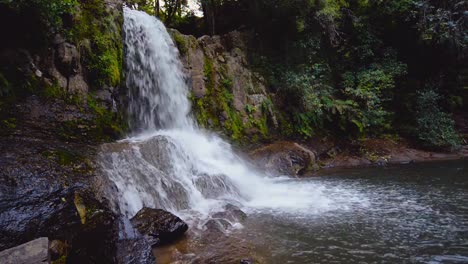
0 0 126 262
0 95 119 262
249 138 468 177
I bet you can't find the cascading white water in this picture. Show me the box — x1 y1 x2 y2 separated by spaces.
124 7 193 133
100 7 359 222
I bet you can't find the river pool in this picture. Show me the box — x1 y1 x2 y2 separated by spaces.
235 160 468 264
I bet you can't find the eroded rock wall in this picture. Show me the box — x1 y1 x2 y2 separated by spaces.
0 0 126 262
170 30 278 143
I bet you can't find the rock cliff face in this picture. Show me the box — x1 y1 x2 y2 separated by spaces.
0 0 126 262
170 30 278 142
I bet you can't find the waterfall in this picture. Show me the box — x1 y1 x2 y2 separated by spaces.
99 7 337 221
123 7 193 133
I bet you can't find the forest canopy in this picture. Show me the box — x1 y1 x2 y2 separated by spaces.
156 0 465 150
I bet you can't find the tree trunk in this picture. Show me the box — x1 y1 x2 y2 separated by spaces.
201 0 216 35
155 0 160 17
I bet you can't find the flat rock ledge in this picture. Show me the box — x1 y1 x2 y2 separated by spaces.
0 237 49 264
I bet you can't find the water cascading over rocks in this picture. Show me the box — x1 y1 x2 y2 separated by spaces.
99 7 335 222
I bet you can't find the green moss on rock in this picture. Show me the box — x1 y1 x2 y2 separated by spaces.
67 0 123 89
189 54 276 143
172 32 188 55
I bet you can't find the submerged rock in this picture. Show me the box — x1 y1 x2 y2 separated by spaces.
130 207 188 246
204 218 232 234
250 141 317 176
116 237 155 264
212 204 247 223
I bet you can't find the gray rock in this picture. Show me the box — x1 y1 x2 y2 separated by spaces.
56 42 79 77
250 141 317 176
0 237 49 264
173 30 278 139
68 74 89 94
130 207 188 246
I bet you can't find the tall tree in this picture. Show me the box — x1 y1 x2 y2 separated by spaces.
200 0 216 35
155 0 160 17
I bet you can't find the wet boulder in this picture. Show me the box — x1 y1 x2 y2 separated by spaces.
130 207 188 246
250 141 317 176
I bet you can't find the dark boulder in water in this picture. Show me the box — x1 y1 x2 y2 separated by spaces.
130 207 188 246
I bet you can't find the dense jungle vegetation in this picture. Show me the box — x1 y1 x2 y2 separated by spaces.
1 0 467 150
132 0 467 151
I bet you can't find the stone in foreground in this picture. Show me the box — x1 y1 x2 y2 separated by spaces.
130 207 188 246
0 237 49 264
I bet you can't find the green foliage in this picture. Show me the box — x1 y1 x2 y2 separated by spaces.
415 1 467 52
183 0 466 147
282 67 332 137
221 78 233 91
414 90 461 150
245 104 256 115
317 0 348 19
2 0 78 33
342 53 407 134
127 0 157 15
204 57 214 85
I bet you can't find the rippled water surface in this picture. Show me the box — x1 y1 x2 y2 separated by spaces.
235 160 468 264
